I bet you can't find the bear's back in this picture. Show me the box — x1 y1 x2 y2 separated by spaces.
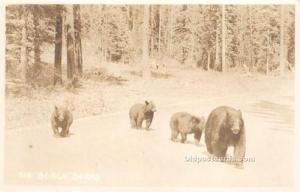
170 112 193 131
129 103 145 116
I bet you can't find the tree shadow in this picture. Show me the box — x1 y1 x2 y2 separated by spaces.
245 100 294 132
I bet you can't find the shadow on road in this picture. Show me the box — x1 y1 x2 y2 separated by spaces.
245 99 294 133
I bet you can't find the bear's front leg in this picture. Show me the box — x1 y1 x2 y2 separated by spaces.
194 130 202 146
205 133 213 154
144 118 152 130
234 140 246 169
60 127 67 137
211 141 227 159
60 121 69 137
51 123 60 137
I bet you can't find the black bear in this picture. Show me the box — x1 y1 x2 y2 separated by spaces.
51 105 73 137
205 106 246 168
129 101 156 129
170 112 205 145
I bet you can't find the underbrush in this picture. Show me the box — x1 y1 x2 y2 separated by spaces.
82 67 128 85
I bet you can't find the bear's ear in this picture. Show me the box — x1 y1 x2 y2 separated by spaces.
145 100 149 105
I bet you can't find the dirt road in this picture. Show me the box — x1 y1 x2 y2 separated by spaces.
4 94 294 187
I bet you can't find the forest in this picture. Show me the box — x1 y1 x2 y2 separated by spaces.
6 5 295 86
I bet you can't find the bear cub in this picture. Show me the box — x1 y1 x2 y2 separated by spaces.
170 112 205 145
129 101 156 130
51 105 73 137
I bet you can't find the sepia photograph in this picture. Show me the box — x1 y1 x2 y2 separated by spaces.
1 1 299 191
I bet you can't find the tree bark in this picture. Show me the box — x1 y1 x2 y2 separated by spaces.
67 24 75 80
239 6 245 69
266 28 270 76
73 5 83 76
215 25 219 70
20 6 28 83
143 5 151 79
150 5 154 57
33 6 41 75
221 5 226 72
279 5 285 76
54 11 63 85
168 6 174 57
158 5 162 59
99 5 104 64
207 50 210 71
248 6 254 71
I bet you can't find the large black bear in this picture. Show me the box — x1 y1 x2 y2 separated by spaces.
170 112 205 145
205 106 246 168
51 105 73 137
129 101 156 129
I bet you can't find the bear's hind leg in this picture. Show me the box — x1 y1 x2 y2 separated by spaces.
181 133 187 143
130 117 137 128
213 144 228 162
137 118 143 129
171 130 179 142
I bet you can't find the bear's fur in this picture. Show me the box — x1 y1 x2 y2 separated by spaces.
51 105 73 137
170 112 205 145
205 106 246 168
129 101 156 129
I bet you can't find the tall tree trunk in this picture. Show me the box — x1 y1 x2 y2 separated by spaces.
221 5 226 72
126 5 132 30
102 5 106 63
239 6 245 69
191 33 195 65
33 6 41 75
168 6 174 57
207 50 210 71
20 6 28 83
54 10 63 85
65 5 76 80
143 5 150 79
248 6 254 71
73 5 83 76
67 24 75 80
215 26 219 70
266 28 270 76
158 5 161 59
150 5 154 57
279 5 285 76
99 5 104 64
